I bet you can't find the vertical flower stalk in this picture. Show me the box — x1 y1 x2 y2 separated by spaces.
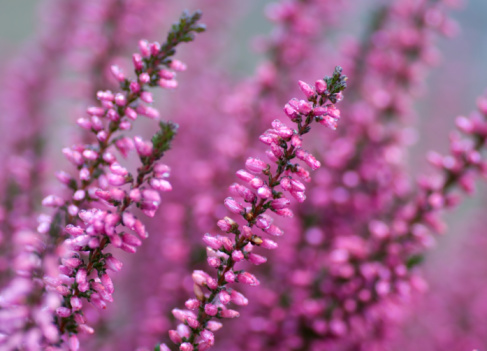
0 11 205 351
392 93 487 266
159 67 347 351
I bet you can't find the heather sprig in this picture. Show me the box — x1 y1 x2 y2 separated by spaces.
158 67 346 351
220 1 460 348
394 94 487 263
1 11 205 350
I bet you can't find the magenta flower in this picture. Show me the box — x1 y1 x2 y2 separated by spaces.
159 67 347 351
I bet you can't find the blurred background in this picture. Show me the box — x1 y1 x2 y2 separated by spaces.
1 0 487 350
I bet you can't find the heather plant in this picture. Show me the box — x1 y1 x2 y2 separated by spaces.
1 1 487 351
0 10 204 350
159 68 347 351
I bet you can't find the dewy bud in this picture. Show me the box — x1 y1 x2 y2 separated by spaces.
224 197 244 214
245 157 268 174
315 79 327 93
298 80 315 99
110 65 125 82
217 217 236 232
237 272 260 286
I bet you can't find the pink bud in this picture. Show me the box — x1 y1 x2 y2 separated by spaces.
170 59 187 71
139 72 150 84
140 91 153 103
133 219 148 238
327 105 341 119
150 178 172 192
257 186 272 199
217 217 236 232
224 197 244 214
241 226 253 239
138 40 150 57
42 195 64 208
205 303 218 316
77 118 92 130
87 106 105 117
245 157 268 174
169 330 182 344
208 256 220 268
207 321 222 332
237 272 260 286
249 177 264 189
187 317 199 329
248 253 267 265
232 250 244 262
97 90 114 101
56 307 71 318
296 149 321 170
122 233 142 247
65 225 84 236
230 290 248 306
261 238 278 250
132 53 143 70
203 234 222 250
136 105 160 119
219 290 231 305
158 79 178 89
236 169 254 182
256 214 273 230
284 99 299 120
315 79 327 93
201 330 215 345
224 270 236 283
313 106 328 116
69 334 80 351
229 183 256 202
70 296 82 311
220 308 240 318
298 80 315 98
149 41 161 55
270 143 284 159
180 343 194 351
129 81 141 94
110 65 125 82
272 119 294 138
159 69 175 80
101 274 114 294
271 198 290 209
105 255 123 272
192 270 209 286
115 137 135 158
298 100 312 114
134 136 153 157
185 299 200 310
76 269 87 286
290 190 306 203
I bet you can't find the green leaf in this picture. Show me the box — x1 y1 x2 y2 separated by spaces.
153 344 161 351
406 254 424 269
151 121 179 160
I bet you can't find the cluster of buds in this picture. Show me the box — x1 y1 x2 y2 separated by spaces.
0 11 205 350
159 67 347 351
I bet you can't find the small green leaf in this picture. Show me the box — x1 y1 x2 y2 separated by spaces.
153 344 161 351
406 254 424 269
151 121 179 160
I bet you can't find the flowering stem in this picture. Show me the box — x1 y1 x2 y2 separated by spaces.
161 67 347 351
38 10 205 348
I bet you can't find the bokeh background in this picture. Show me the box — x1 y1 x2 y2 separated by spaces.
1 0 487 350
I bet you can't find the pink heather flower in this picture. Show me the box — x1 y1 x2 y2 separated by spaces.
298 80 315 99
245 157 268 174
315 79 327 93
224 197 244 214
